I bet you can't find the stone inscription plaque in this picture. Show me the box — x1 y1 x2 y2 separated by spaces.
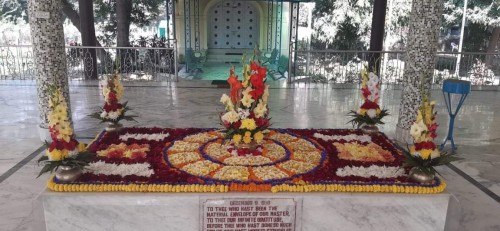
201 198 298 231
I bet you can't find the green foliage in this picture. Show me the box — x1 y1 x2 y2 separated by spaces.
401 147 462 175
347 109 389 128
0 0 28 22
37 152 95 178
89 102 138 124
312 0 373 50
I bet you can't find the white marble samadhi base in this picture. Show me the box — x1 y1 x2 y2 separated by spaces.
34 190 457 231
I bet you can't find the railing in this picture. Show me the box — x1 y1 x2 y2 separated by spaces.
2 45 499 85
0 45 177 81
292 50 500 85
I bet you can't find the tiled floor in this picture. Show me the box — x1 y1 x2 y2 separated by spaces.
0 80 499 230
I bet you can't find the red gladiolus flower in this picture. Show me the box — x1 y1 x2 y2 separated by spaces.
250 61 267 78
250 72 265 99
250 86 264 99
428 123 438 139
227 74 242 104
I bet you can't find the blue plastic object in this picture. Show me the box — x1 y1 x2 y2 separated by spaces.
441 79 471 150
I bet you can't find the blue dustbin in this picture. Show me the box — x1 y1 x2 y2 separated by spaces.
441 79 471 150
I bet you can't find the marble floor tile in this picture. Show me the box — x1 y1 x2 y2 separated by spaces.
0 80 499 230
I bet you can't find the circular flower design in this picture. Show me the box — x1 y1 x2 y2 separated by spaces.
163 130 325 183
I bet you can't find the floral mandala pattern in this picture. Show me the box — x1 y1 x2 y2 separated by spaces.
164 130 326 183
50 127 446 194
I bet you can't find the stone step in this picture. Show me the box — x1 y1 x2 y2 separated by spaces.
207 49 254 56
205 54 243 63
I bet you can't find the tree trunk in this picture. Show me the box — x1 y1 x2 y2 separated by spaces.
368 0 387 76
485 27 500 66
116 0 132 72
116 0 132 47
61 0 113 75
78 0 98 80
61 0 81 32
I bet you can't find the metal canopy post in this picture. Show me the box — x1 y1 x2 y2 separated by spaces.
167 0 178 81
288 1 299 83
184 0 192 71
194 0 200 51
267 0 274 52
274 0 283 64
166 0 170 42
166 0 176 44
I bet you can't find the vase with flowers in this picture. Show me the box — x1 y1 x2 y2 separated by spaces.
37 85 94 182
220 58 271 152
90 72 136 131
348 68 389 133
403 94 460 183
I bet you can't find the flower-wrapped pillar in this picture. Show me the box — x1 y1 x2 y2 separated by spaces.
28 0 71 141
395 0 444 143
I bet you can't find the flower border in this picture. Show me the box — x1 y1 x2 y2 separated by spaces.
47 176 445 194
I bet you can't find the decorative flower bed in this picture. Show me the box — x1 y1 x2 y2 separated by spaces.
47 127 446 194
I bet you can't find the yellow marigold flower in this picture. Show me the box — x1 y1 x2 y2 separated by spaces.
420 149 433 159
409 145 416 154
240 118 257 130
61 149 69 159
254 131 264 143
49 149 63 161
357 108 367 115
232 134 242 144
77 143 87 152
243 135 252 144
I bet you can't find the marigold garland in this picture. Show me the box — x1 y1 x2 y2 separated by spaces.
47 176 445 194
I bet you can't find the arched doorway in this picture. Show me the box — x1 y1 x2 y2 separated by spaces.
208 1 259 49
